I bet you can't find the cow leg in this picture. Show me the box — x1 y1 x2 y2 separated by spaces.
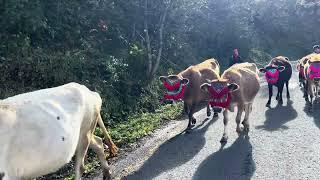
276 87 280 100
278 83 284 104
187 103 196 129
304 81 309 101
286 81 290 99
236 105 244 135
183 101 189 115
206 103 211 117
220 109 229 143
266 84 273 107
75 133 91 180
90 136 111 180
242 104 252 134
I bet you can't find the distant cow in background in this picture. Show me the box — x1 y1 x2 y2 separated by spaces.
200 63 260 143
159 59 220 130
303 54 320 105
0 83 118 180
259 56 292 107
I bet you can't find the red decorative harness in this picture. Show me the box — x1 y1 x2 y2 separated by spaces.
308 63 320 80
208 86 231 108
265 68 280 85
163 81 186 101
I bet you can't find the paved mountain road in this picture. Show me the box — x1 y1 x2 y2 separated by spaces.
95 62 320 180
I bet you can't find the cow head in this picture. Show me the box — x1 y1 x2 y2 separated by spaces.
307 61 320 82
200 79 239 108
159 75 189 101
259 65 285 85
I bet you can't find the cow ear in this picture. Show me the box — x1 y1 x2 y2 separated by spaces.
159 76 167 82
228 83 239 92
200 83 211 92
259 68 266 73
277 66 285 72
181 78 189 85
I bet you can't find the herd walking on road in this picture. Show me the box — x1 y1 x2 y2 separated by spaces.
1 46 320 180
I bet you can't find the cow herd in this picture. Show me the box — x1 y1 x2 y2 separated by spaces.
160 53 320 142
0 54 319 180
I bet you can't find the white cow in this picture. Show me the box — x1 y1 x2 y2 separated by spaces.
0 82 118 180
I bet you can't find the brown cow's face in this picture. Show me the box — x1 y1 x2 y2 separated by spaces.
201 80 239 108
159 75 189 98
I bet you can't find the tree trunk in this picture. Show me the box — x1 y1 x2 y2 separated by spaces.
151 0 171 76
144 0 153 76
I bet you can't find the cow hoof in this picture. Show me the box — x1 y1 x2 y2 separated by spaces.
103 172 111 180
220 135 228 143
187 124 195 131
191 118 196 125
266 102 271 107
236 127 243 136
243 125 249 133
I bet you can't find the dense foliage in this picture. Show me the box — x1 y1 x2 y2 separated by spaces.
1 0 320 125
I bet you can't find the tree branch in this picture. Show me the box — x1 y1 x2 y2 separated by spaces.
144 0 152 76
151 0 171 76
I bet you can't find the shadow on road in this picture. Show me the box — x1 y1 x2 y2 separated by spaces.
256 100 297 131
304 100 320 129
122 116 218 180
192 136 255 180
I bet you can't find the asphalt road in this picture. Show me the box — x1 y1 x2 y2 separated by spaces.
97 62 320 180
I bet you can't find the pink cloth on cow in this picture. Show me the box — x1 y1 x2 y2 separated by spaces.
307 63 320 80
265 69 280 85
208 86 231 108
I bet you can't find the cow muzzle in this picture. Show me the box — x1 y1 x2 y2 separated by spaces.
212 106 223 113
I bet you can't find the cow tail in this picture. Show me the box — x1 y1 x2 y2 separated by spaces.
97 113 119 156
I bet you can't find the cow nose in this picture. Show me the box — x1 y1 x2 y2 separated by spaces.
212 106 223 113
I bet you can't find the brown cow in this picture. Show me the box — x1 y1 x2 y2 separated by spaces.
200 63 260 143
303 54 320 105
159 59 220 130
297 54 314 97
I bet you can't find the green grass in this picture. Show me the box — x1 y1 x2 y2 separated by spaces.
62 102 183 179
97 102 183 147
